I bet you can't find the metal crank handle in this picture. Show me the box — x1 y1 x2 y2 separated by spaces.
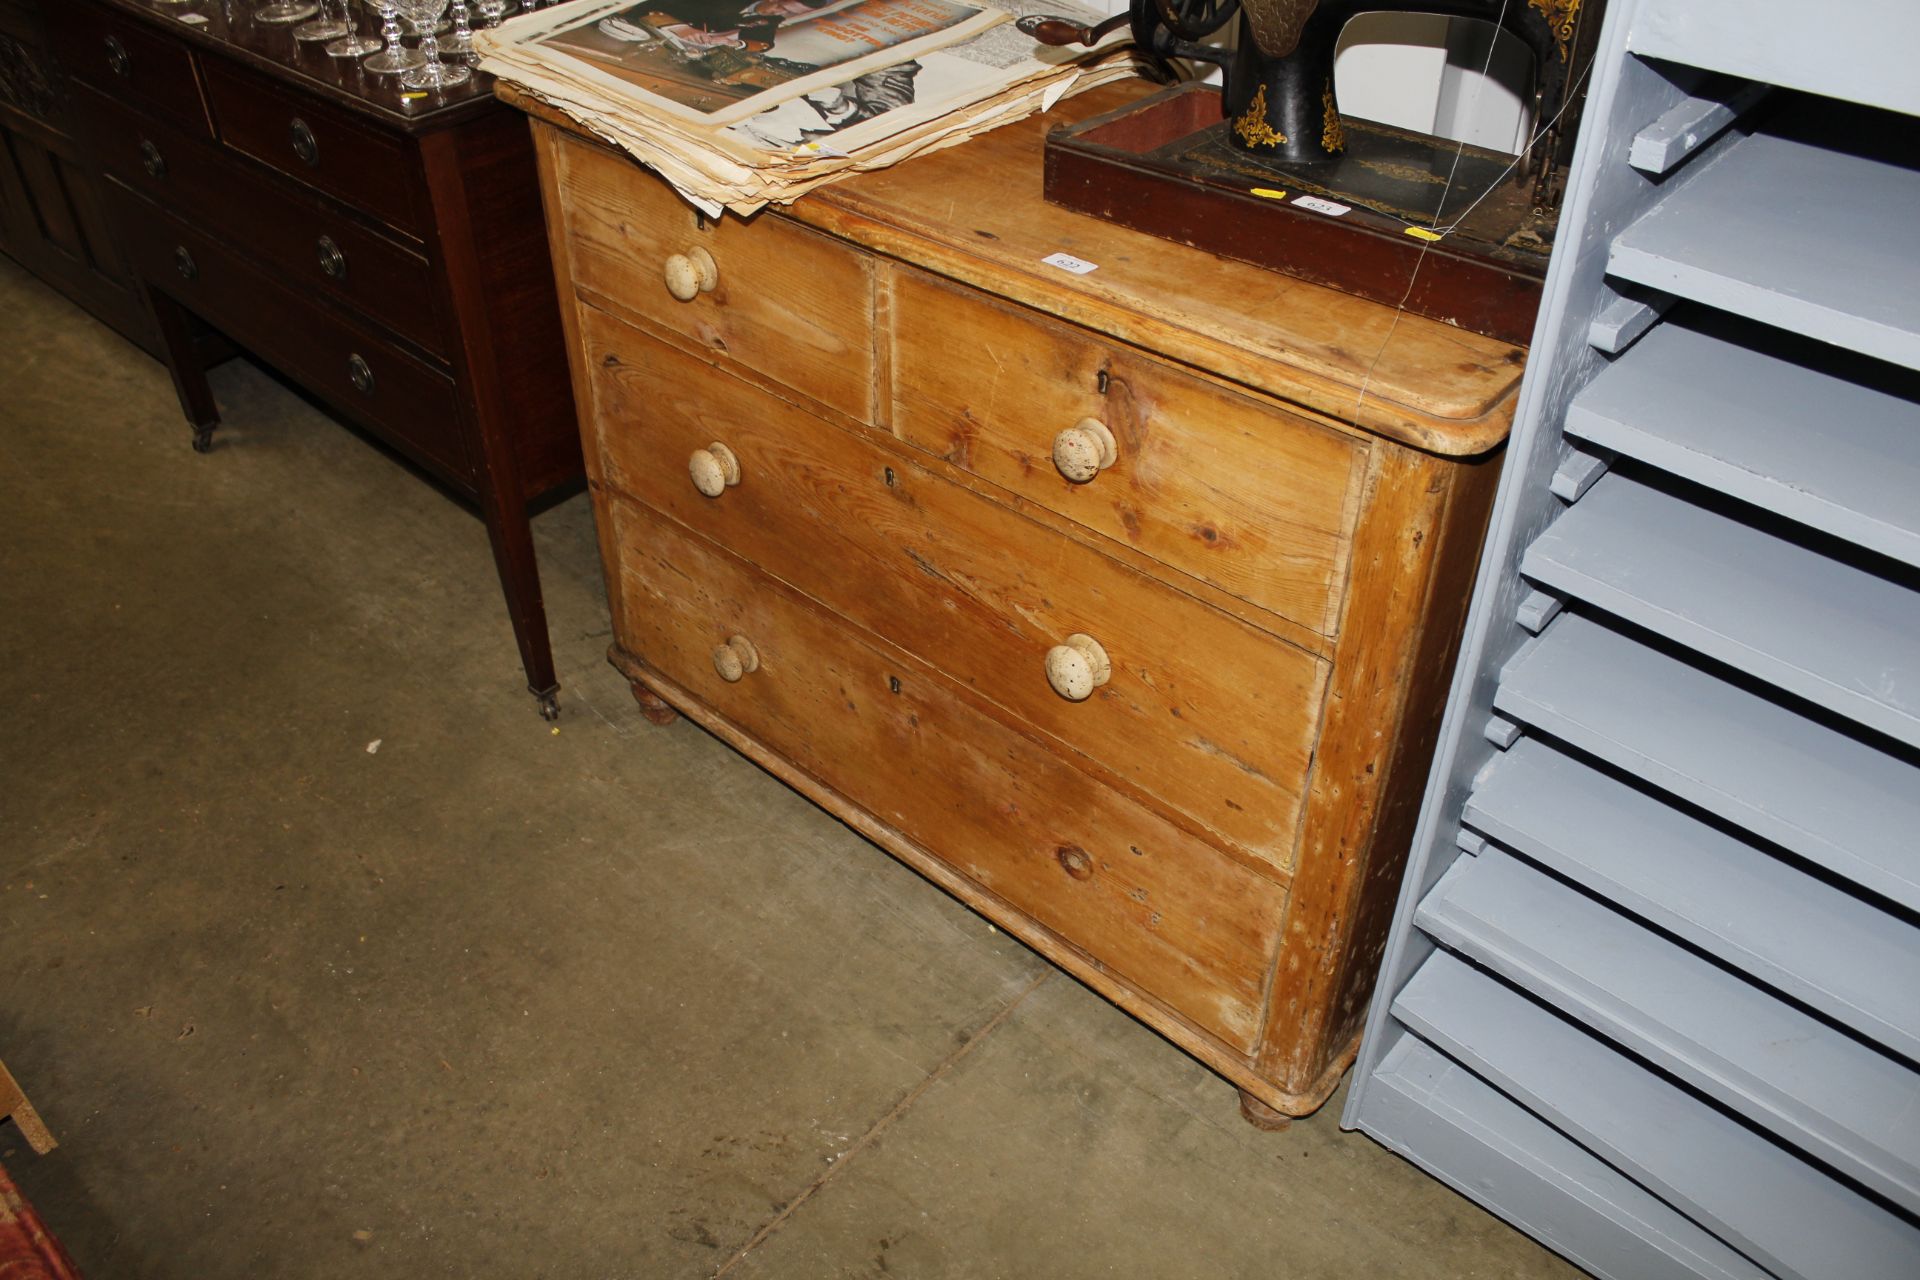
1014 12 1131 46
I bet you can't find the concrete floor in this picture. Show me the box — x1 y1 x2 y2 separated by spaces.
0 254 1580 1278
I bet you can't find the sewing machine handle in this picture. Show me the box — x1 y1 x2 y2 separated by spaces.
1015 13 1133 46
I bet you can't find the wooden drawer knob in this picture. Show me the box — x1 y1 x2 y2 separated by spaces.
712 634 760 683
688 441 741 498
1052 417 1118 484
1044 633 1110 701
663 247 718 302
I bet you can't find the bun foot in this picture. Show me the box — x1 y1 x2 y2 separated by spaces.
1238 1089 1293 1132
630 681 680 725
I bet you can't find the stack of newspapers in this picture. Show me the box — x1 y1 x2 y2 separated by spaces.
473 0 1138 215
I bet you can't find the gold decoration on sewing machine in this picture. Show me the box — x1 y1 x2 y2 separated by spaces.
1320 78 1346 154
1528 0 1582 57
1234 85 1287 149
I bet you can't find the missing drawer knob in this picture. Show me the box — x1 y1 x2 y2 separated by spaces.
1051 418 1118 484
688 441 741 498
663 247 718 302
1044 633 1110 702
139 140 166 180
289 118 319 168
347 354 375 395
316 235 347 281
104 35 129 77
712 634 760 683
1055 845 1094 881
172 245 197 280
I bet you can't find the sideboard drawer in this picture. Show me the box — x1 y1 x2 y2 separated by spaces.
113 187 467 483
609 494 1289 1053
893 272 1366 638
201 59 425 239
549 132 874 421
72 82 444 358
584 307 1322 875
44 0 205 134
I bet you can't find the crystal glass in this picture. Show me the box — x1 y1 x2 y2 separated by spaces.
255 1 321 23
293 0 351 41
442 0 475 56
396 0 470 90
325 0 384 55
475 0 507 27
363 1 426 74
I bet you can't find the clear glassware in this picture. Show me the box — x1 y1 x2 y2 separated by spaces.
363 1 426 73
442 0 475 57
325 0 384 55
474 0 507 28
395 0 470 90
255 1 321 23
293 0 351 41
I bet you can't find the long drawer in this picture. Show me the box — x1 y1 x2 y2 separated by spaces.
42 0 205 134
609 493 1289 1053
110 184 469 485
69 82 445 359
892 271 1366 638
583 305 1323 876
548 131 875 422
200 58 426 240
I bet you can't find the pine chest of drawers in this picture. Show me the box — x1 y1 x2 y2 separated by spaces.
518 82 1523 1121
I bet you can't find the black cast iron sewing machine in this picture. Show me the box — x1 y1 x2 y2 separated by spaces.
1020 0 1599 343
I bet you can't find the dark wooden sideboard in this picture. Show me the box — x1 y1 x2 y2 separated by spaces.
0 0 153 350
44 0 582 717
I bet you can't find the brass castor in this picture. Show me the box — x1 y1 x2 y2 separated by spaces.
1238 1089 1294 1132
630 681 680 725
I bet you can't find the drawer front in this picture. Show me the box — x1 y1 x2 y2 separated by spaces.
893 272 1365 637
44 1 205 134
200 59 424 238
551 132 873 421
112 186 468 483
584 307 1324 874
610 495 1287 1053
71 83 444 357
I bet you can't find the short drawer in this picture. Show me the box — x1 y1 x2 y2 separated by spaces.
201 59 425 238
549 131 873 421
892 272 1365 637
111 186 468 484
609 494 1288 1053
584 306 1324 876
43 0 205 134
71 82 444 357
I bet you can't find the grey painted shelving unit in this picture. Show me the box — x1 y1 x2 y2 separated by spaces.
1341 3 1920 1277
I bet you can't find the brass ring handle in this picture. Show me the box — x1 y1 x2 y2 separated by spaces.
1044 633 1111 701
289 117 319 167
663 247 718 302
712 634 760 683
104 35 130 77
1051 417 1118 484
139 139 166 180
688 441 741 498
172 245 196 280
317 235 347 281
347 353 375 395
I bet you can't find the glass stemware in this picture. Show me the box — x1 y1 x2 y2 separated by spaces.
255 1 321 23
395 0 470 90
293 0 351 41
363 1 427 74
325 0 384 55
442 1 476 57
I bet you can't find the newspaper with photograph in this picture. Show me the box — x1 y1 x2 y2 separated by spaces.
474 0 1137 214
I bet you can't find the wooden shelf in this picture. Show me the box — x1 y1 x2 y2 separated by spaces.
1564 316 1920 569
1609 129 1920 370
1419 847 1920 1213
1362 1035 1770 1280
1495 613 1920 914
1523 470 1920 747
1394 952 1920 1280
1466 738 1920 1063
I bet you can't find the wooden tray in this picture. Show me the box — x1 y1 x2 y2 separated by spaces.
1042 81 1555 345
